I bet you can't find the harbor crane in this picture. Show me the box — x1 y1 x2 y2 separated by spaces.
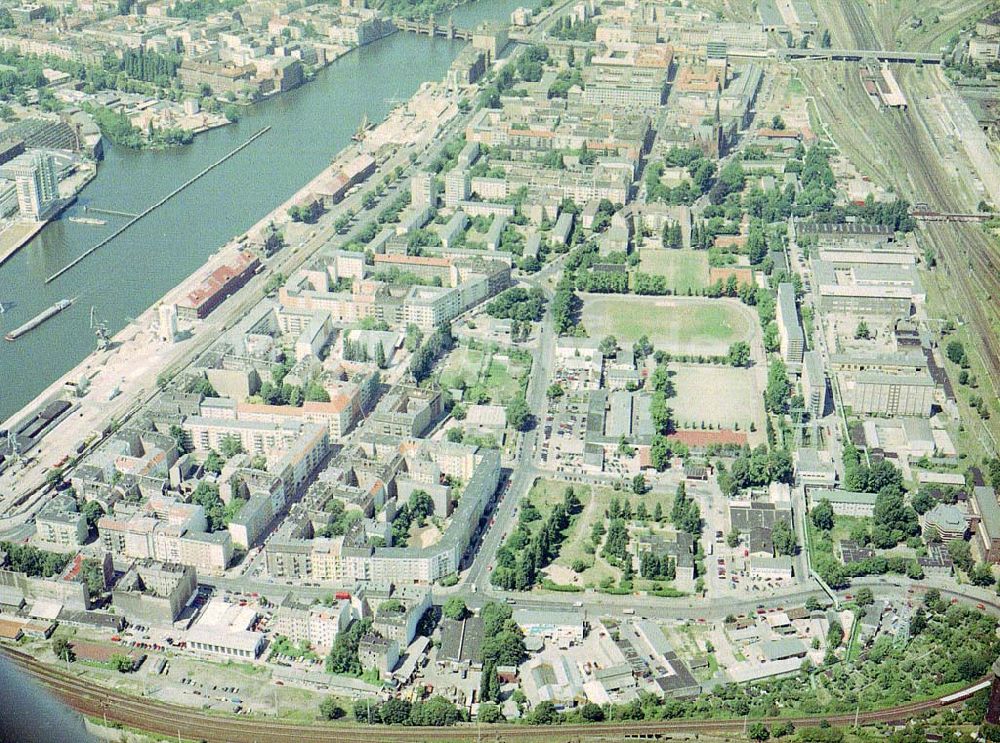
90 306 109 350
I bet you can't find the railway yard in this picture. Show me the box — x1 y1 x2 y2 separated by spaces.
800 0 1000 453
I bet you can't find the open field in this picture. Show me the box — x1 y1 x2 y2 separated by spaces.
528 479 675 591
439 346 484 390
484 354 528 402
580 295 755 356
670 364 764 432
638 249 709 293
440 347 528 405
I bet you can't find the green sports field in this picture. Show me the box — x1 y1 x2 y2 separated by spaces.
580 295 754 356
638 249 709 293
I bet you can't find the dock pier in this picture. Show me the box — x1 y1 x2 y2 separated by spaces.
45 126 272 284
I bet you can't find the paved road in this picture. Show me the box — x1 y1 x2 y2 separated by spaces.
460 255 564 594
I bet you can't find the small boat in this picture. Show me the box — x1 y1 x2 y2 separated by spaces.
68 216 108 226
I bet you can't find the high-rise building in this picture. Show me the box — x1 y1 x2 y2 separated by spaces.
11 153 58 221
444 170 470 208
777 282 804 366
410 172 438 208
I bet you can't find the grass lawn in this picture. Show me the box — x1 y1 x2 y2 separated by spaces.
528 479 674 591
580 295 754 356
484 356 527 402
638 249 709 293
788 77 806 95
807 514 871 565
439 346 484 390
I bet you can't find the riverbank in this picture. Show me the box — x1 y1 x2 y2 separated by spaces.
0 163 97 268
0 72 458 512
0 0 533 425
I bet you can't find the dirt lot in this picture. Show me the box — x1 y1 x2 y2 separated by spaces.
670 364 765 435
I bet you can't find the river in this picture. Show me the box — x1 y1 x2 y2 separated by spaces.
0 0 532 422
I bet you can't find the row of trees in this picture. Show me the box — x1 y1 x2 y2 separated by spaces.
484 287 546 322
0 541 70 578
717 444 794 496
351 695 466 726
491 488 580 591
343 337 388 368
409 323 454 383
479 602 527 704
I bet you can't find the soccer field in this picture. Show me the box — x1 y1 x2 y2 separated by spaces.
638 249 709 293
580 295 754 356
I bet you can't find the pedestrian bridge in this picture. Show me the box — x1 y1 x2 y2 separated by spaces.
781 48 941 64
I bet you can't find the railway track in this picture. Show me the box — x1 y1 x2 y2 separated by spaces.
0 647 986 743
839 0 880 50
799 26 1000 420
892 97 1000 405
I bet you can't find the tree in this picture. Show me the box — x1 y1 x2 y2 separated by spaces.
671 482 701 536
110 653 133 673
827 619 844 649
911 489 935 515
526 701 558 725
805 596 821 612
726 341 751 367
507 396 531 432
872 488 919 548
854 587 874 607
219 435 244 459
81 500 105 532
442 597 468 621
319 697 345 720
326 618 372 675
772 521 797 556
650 434 672 471
971 562 996 587
632 474 647 495
168 423 188 454
478 702 504 723
947 539 974 573
599 335 619 356
546 383 564 400
811 498 835 531
945 340 966 365
580 702 604 721
765 359 790 414
633 335 653 359
52 637 74 662
408 489 434 524
854 320 871 340
748 722 771 741
480 602 513 636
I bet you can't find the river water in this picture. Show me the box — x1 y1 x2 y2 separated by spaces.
0 0 531 422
